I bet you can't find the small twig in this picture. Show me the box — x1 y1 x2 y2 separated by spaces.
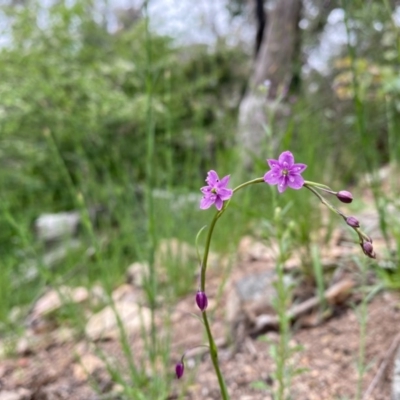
362 332 400 400
251 279 355 335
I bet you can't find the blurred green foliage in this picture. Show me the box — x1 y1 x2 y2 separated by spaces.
0 0 249 256
2 0 400 316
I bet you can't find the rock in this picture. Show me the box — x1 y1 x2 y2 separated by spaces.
35 211 81 242
85 301 151 341
73 353 105 381
28 286 90 334
14 326 76 355
226 271 281 343
393 345 400 400
31 286 89 318
89 285 107 306
237 236 279 262
111 283 141 303
0 389 31 400
34 207 104 243
126 262 149 287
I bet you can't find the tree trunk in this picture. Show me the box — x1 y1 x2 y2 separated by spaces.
238 0 302 169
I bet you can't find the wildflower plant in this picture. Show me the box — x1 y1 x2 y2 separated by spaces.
176 151 375 399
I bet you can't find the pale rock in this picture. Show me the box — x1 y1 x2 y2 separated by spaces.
16 337 30 355
14 332 50 355
112 283 140 303
237 236 275 262
90 285 107 306
126 262 149 287
112 384 125 394
73 353 105 381
28 286 90 334
237 236 254 261
0 389 31 400
31 286 89 318
247 240 270 261
34 211 80 242
51 326 76 344
85 301 151 341
15 326 76 355
225 270 293 340
227 271 277 322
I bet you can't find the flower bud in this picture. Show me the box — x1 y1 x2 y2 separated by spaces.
346 216 360 228
175 361 184 379
361 241 376 259
196 291 208 312
336 190 353 203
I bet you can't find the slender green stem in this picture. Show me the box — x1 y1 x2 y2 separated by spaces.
303 180 333 191
275 260 289 400
198 176 265 399
200 212 221 291
232 177 265 194
200 177 265 290
202 311 230 399
303 183 345 218
304 183 372 252
274 210 292 400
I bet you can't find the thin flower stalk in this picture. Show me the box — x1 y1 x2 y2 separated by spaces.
198 177 266 400
177 151 376 399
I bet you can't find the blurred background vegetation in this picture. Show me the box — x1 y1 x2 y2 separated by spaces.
1 0 400 395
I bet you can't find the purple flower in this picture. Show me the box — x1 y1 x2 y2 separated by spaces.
346 216 360 228
196 291 208 312
175 361 184 379
336 190 353 203
361 241 376 259
200 170 233 211
264 151 307 193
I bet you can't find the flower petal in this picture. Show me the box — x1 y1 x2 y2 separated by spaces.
267 159 279 169
217 188 233 200
277 176 288 193
200 185 211 194
278 151 294 168
264 169 281 185
214 197 223 210
287 174 304 190
290 163 307 174
206 170 219 186
200 195 215 209
218 174 230 188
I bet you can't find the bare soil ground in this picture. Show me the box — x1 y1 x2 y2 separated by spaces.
1 265 400 400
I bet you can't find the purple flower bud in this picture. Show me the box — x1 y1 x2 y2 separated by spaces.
196 291 208 312
336 190 353 203
361 241 376 259
175 362 184 379
346 216 360 228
